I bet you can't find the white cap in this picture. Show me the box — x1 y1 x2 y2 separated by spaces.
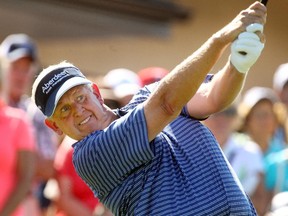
270 192 288 215
104 68 141 99
273 63 288 92
243 86 279 108
0 33 37 62
31 61 91 117
238 86 279 119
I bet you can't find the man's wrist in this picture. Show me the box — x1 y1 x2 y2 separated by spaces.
212 31 231 47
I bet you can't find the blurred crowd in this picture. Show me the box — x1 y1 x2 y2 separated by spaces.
0 33 287 216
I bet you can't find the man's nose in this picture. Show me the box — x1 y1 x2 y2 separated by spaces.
73 103 84 116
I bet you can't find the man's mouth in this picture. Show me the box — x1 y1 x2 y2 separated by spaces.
79 115 91 125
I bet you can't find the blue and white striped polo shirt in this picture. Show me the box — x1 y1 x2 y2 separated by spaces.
72 82 257 216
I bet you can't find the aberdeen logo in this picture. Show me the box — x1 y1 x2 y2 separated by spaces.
42 70 70 94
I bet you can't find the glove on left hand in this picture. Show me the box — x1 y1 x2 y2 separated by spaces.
230 23 265 74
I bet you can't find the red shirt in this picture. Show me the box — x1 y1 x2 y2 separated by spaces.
55 138 99 215
0 100 36 215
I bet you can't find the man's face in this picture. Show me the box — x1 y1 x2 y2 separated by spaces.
4 57 35 102
49 84 108 140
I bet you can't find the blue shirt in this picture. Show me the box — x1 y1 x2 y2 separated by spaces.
265 148 288 193
73 83 257 216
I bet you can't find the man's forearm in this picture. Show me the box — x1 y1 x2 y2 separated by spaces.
144 34 231 140
155 34 230 113
208 60 246 111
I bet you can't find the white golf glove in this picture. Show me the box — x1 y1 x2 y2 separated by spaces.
230 23 265 74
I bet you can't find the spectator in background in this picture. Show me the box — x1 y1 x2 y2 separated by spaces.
273 63 288 109
273 63 288 143
203 105 264 199
52 135 113 216
98 87 121 110
238 87 286 154
0 33 58 215
88 75 121 110
237 86 287 215
264 63 288 197
0 53 36 216
137 67 169 87
265 147 288 196
103 68 141 107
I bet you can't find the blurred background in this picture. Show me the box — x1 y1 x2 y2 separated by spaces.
0 0 287 93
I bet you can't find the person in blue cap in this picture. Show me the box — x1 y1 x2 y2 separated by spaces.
0 34 59 214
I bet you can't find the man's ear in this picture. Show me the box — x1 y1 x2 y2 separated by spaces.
45 118 63 136
92 83 104 104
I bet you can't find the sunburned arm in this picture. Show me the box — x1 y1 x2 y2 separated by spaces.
144 35 229 141
187 60 246 119
143 1 266 141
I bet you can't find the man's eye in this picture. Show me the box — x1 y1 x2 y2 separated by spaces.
77 95 85 103
60 105 70 113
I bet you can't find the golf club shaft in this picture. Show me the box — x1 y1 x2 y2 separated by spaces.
261 0 268 6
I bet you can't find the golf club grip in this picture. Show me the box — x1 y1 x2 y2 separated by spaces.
261 0 268 6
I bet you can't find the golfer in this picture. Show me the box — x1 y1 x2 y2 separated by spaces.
32 1 267 215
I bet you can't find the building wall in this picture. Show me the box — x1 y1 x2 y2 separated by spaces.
1 0 287 93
